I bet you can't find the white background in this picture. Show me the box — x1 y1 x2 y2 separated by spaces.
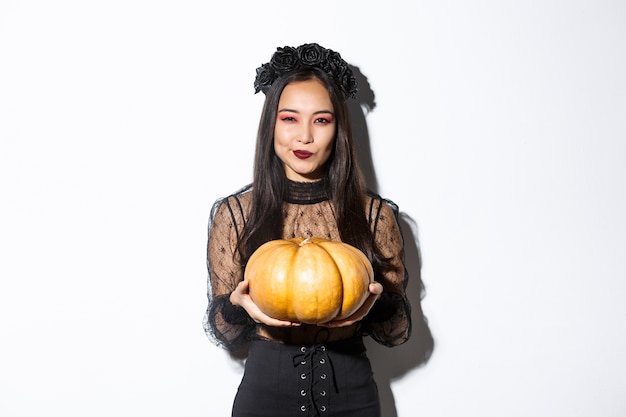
1 1 625 416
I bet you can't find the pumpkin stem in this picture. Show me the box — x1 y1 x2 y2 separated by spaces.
300 237 312 246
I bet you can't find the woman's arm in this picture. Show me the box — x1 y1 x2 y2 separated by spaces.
203 196 256 351
363 197 412 347
203 195 300 351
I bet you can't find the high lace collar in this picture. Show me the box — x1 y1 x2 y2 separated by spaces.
285 179 329 204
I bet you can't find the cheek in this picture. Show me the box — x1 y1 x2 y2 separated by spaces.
273 136 290 164
322 134 336 154
319 138 335 164
273 125 290 148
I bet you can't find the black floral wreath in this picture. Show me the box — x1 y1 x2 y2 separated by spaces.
254 43 358 99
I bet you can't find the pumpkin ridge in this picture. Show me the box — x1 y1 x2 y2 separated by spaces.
246 240 286 267
294 240 341 323
248 243 296 319
284 247 300 320
317 241 355 319
319 241 373 319
342 244 374 278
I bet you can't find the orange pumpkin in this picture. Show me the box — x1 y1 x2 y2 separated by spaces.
244 237 374 324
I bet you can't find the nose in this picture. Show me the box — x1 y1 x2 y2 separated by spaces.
298 126 314 144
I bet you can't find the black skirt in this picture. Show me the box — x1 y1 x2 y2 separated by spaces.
232 338 380 417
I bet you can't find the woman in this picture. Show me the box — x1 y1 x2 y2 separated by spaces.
203 43 411 417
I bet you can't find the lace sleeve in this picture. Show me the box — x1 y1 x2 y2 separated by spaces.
363 196 412 347
202 194 256 351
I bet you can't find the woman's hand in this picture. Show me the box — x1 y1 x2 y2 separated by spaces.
320 281 383 328
230 280 301 327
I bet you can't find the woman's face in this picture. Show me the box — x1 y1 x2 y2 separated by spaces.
274 78 336 182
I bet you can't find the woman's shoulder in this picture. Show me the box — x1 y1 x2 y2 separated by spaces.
209 184 253 221
225 184 253 202
214 184 253 204
365 190 400 217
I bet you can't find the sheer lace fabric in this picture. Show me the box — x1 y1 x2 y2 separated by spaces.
203 180 411 352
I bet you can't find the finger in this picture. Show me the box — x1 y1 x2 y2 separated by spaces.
253 313 301 327
247 304 301 327
369 282 383 295
264 318 301 327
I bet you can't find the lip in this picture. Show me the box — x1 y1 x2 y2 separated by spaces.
293 150 313 159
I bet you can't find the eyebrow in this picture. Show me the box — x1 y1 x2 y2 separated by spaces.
277 108 335 116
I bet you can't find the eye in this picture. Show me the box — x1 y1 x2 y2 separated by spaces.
277 111 298 123
314 115 334 124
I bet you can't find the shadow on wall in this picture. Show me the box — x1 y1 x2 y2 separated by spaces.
349 65 435 417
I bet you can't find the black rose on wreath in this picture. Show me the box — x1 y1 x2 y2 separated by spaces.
298 43 329 66
253 63 275 95
270 46 299 72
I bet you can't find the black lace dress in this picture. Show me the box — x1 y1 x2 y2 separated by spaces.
203 179 411 417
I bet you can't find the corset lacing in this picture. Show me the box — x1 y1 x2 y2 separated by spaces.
292 343 336 416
